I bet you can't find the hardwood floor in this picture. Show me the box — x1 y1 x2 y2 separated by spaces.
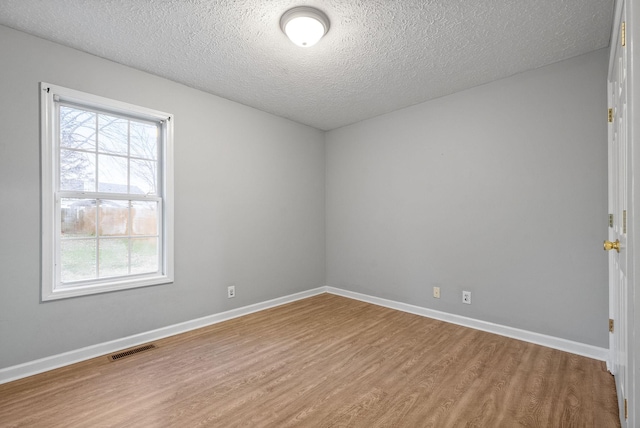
0 294 620 427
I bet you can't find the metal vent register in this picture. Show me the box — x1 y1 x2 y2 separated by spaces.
108 344 157 361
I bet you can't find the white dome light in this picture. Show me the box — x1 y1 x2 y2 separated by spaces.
280 7 330 48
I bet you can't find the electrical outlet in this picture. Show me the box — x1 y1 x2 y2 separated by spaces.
462 291 471 304
433 287 440 298
227 285 236 298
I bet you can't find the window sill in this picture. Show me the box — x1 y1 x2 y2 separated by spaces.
42 275 174 301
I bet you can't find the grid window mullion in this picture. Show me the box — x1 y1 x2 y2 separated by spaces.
95 111 99 192
96 198 101 278
128 200 132 274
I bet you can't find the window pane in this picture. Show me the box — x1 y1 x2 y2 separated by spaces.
99 200 129 236
98 114 128 155
61 198 96 237
131 237 158 275
60 106 96 151
99 238 129 278
60 149 96 191
98 154 128 193
130 121 158 160
61 239 97 283
130 159 157 195
43 83 173 300
131 201 158 235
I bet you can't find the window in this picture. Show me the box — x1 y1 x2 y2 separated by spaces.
41 83 174 300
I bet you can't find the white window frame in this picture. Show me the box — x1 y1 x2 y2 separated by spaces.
41 82 174 301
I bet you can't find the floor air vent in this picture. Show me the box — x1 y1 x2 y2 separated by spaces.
108 344 157 361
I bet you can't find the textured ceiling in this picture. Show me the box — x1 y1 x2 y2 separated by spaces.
0 0 613 130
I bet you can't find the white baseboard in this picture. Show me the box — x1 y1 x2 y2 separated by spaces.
0 287 326 385
1 285 609 385
326 287 609 362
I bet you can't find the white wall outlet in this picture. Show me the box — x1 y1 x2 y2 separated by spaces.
227 285 236 298
462 291 471 304
433 287 440 298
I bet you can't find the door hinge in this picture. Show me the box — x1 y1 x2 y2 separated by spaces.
609 214 614 228
623 210 627 234
624 398 628 419
609 319 614 333
622 21 626 47
608 108 614 123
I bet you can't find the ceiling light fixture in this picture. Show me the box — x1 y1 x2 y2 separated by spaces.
280 6 330 47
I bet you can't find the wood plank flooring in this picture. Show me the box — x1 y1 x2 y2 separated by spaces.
0 294 620 427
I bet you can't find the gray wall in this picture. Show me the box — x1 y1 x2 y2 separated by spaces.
326 49 609 347
0 25 326 368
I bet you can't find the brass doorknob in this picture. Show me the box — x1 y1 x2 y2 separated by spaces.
604 239 620 253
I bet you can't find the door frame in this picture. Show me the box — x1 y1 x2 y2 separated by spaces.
609 0 638 425
627 0 639 423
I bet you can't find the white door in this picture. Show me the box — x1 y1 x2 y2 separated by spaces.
607 4 629 426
